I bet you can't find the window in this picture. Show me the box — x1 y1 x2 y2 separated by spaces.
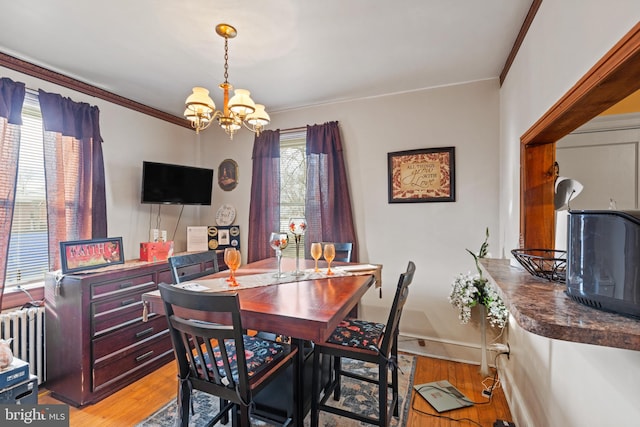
279 131 306 257
5 93 48 288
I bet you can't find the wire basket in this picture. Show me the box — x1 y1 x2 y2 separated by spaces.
510 249 567 283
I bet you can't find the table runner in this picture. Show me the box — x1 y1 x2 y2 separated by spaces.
174 264 380 293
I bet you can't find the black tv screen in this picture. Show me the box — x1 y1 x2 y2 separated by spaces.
141 161 213 205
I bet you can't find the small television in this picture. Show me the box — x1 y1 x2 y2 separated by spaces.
141 161 213 205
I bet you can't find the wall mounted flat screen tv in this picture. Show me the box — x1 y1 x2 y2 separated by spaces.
141 161 213 205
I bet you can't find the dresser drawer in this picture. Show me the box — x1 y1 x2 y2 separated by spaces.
157 268 174 285
92 314 168 360
91 273 155 299
93 331 172 391
92 284 156 316
93 300 146 336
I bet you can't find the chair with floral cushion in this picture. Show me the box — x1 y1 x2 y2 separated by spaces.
158 282 298 427
310 261 415 427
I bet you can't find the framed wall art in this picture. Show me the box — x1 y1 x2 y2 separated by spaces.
206 225 241 251
387 146 456 203
218 158 238 191
60 237 125 274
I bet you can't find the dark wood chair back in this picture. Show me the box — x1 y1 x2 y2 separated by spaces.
168 251 219 284
158 282 298 426
379 261 415 356
310 260 416 427
331 242 353 263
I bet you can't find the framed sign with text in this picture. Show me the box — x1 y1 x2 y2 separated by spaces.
387 146 456 203
60 237 125 274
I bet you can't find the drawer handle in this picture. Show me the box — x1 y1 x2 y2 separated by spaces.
135 351 154 362
121 298 136 306
135 327 154 339
119 282 133 289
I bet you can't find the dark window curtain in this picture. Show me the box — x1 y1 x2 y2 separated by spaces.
247 129 281 263
0 78 25 308
38 90 107 271
305 121 358 262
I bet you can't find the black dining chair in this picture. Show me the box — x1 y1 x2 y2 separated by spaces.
310 261 416 427
168 251 219 284
158 282 299 427
331 242 353 263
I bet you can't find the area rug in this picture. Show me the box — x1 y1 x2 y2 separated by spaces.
137 354 415 427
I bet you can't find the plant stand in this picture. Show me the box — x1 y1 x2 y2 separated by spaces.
479 304 490 376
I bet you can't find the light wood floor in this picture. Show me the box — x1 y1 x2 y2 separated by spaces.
39 354 513 426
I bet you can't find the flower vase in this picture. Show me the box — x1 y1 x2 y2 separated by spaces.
288 217 307 277
274 249 285 278
294 234 302 276
479 303 490 376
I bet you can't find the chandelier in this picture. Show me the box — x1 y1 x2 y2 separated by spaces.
184 23 270 139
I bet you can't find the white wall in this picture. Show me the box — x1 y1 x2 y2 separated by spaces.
556 113 640 211
499 1 640 426
0 65 210 260
201 79 502 361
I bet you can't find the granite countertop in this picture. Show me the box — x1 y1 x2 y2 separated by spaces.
480 258 640 351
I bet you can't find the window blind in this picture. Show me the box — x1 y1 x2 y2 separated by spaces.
280 132 306 257
5 92 48 287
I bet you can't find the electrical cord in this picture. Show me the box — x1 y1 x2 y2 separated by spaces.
172 204 185 242
412 352 512 425
16 285 43 308
156 204 162 229
148 203 153 233
482 351 509 397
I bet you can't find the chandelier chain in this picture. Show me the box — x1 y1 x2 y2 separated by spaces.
223 37 229 84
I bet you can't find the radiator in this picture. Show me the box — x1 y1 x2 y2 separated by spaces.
0 306 46 384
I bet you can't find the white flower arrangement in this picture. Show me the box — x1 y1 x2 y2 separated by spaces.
448 228 509 329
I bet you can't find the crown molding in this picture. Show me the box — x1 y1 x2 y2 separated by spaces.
0 51 191 129
499 0 542 86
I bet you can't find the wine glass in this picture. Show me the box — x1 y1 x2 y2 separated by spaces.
224 248 241 286
323 243 335 275
269 232 289 278
230 250 242 286
310 242 322 272
288 217 307 276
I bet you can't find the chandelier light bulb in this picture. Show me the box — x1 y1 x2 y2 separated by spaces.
185 87 215 113
228 89 256 118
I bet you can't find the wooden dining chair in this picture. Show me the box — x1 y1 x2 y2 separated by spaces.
158 282 299 427
310 261 416 427
168 251 219 284
331 242 353 263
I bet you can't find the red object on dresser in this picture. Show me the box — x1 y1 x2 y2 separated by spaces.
139 241 174 262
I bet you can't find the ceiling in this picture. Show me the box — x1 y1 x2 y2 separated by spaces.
0 1 532 119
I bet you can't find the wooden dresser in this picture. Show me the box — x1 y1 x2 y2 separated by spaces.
44 252 225 407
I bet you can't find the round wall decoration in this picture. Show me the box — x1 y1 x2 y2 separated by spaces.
216 204 236 226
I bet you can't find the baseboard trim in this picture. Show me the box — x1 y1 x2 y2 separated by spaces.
398 333 497 367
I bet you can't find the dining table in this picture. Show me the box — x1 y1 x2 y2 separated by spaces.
141 256 381 426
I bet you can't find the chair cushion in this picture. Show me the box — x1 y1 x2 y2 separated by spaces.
197 335 286 382
326 318 385 351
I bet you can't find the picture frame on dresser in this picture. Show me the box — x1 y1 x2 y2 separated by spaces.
60 237 124 274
